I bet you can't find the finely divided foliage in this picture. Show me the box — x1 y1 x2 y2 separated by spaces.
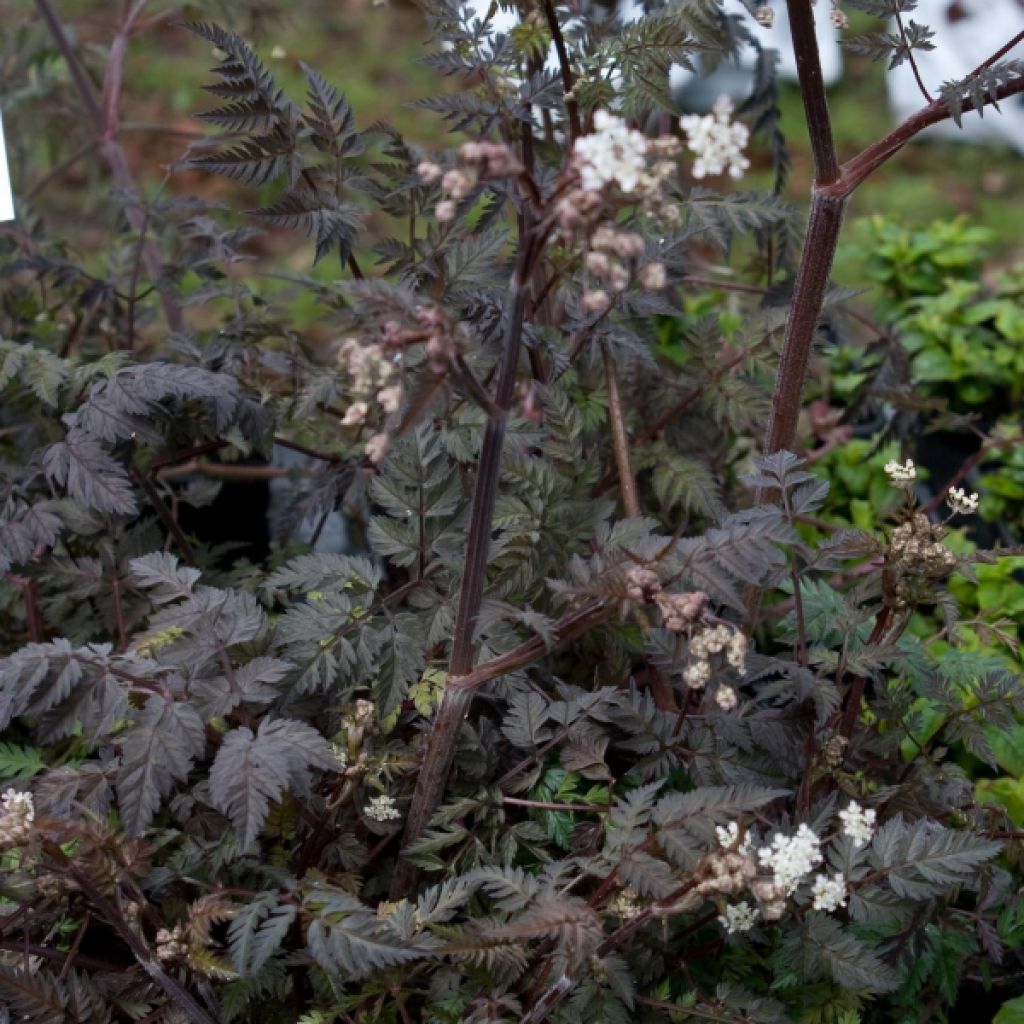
0 0 1022 1022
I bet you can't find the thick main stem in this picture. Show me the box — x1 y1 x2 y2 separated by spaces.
391 267 530 898
785 0 839 185
764 15 1023 459
763 191 845 455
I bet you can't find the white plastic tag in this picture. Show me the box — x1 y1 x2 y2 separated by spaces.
0 113 14 222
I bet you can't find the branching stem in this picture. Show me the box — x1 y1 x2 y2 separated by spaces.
764 16 1024 460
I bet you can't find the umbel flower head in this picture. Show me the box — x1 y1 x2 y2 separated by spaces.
947 485 980 516
884 458 916 486
573 110 650 193
811 871 848 912
364 793 401 822
680 96 751 180
839 800 876 849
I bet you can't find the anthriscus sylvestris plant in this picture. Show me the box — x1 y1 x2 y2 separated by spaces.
1 0 1023 1021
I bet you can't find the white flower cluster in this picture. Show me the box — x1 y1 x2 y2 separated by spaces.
711 813 865 934
884 458 916 486
0 787 34 846
719 900 759 934
679 96 751 181
811 871 848 912
757 823 823 895
559 112 684 239
573 110 650 193
364 793 402 822
838 800 876 849
683 623 747 688
946 486 980 516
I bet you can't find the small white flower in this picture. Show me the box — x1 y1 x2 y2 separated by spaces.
754 4 775 26
364 794 402 822
718 900 759 934
435 200 457 223
884 458 916 486
811 871 848 912
716 821 753 854
838 801 876 849
270 45 287 59
573 110 650 194
717 822 740 848
830 6 849 28
680 96 750 181
758 824 823 895
716 685 738 711
946 486 980 516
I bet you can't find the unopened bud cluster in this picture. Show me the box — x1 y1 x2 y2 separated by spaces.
580 226 665 314
890 513 957 583
381 303 459 377
0 787 34 848
610 886 644 919
418 141 523 223
337 337 403 429
624 567 747 695
156 924 188 962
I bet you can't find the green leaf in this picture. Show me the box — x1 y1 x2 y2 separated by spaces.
977 777 1024 827
0 741 44 779
997 997 1024 1024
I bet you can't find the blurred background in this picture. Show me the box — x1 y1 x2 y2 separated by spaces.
1 0 1021 291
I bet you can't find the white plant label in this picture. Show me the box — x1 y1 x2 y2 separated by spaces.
0 113 14 222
